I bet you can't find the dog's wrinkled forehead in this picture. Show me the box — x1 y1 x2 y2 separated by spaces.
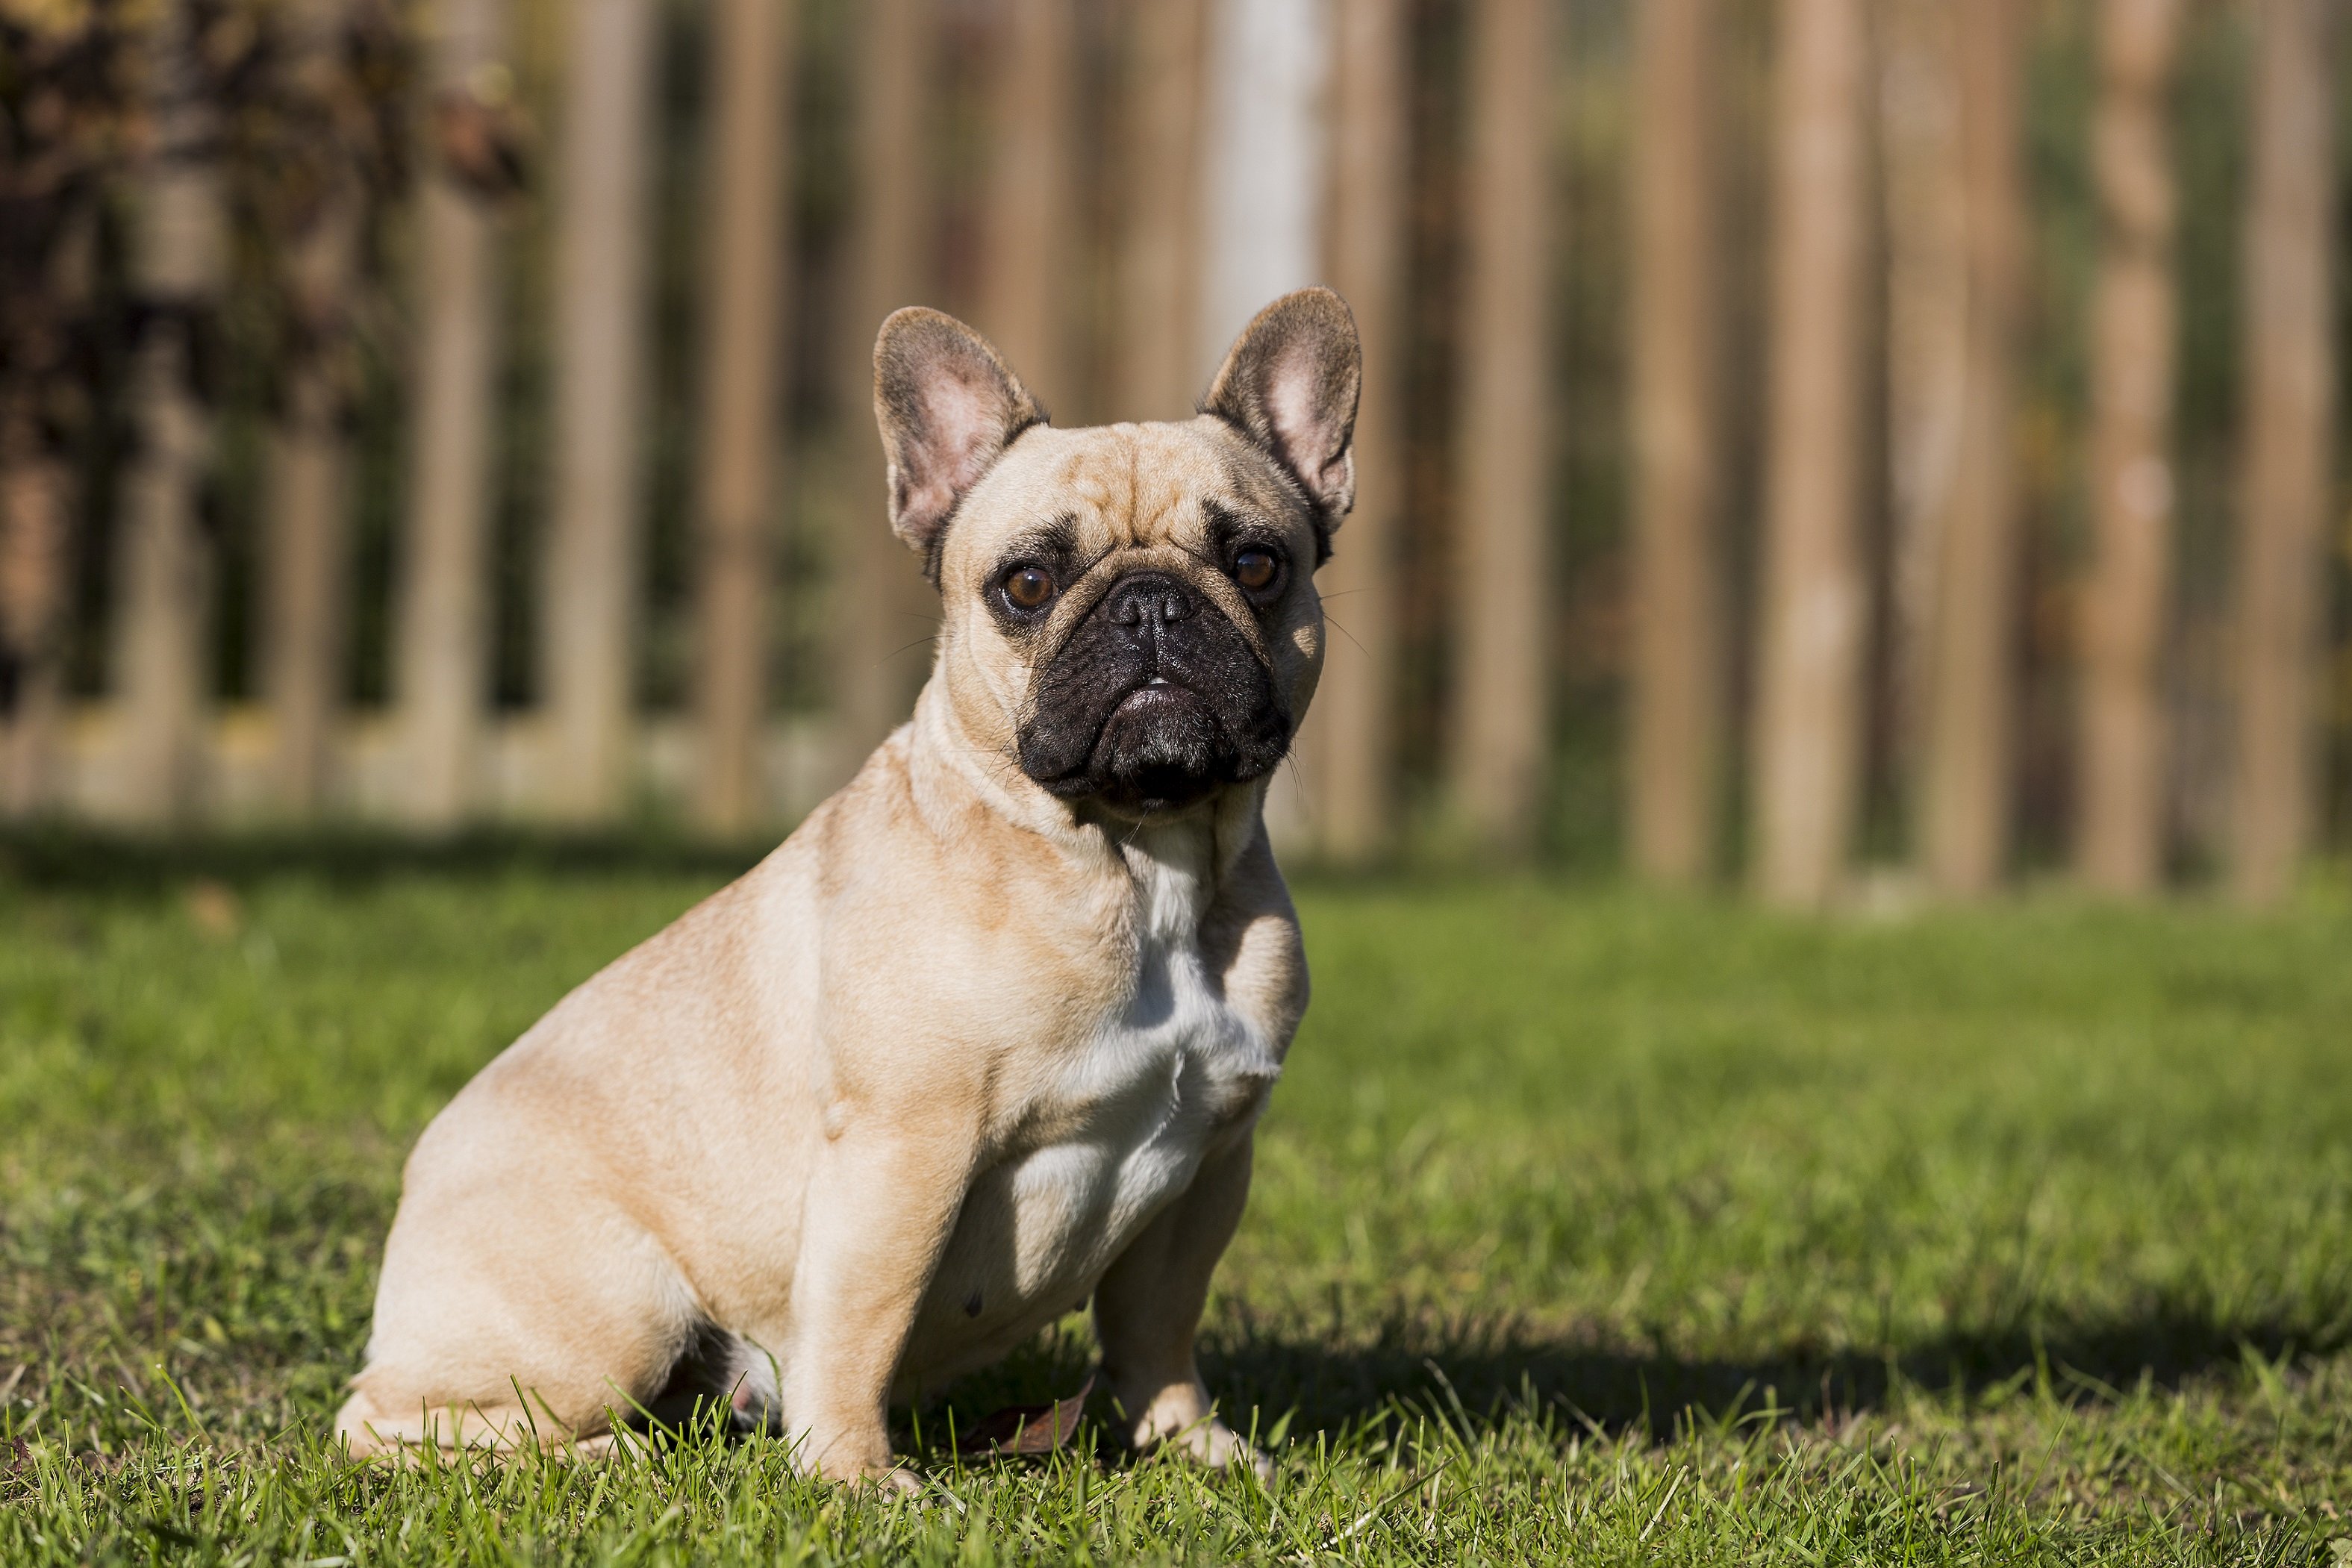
941 418 1310 585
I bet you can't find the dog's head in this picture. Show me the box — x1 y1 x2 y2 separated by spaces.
873 288 1361 819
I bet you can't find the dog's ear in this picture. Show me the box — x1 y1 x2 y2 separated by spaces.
1202 287 1362 527
873 307 1046 566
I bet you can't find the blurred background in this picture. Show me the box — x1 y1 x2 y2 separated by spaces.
0 0 2345 905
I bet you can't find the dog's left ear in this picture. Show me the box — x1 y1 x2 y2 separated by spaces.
1202 287 1362 530
873 307 1046 570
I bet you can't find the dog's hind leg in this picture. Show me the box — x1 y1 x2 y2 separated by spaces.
338 1152 699 1461
334 1390 608 1459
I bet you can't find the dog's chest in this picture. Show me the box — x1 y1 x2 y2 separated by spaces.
910 858 1281 1370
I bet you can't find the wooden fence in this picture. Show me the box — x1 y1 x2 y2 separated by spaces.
0 0 2343 905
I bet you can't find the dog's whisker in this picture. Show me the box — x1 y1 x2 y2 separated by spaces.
1320 611 1371 660
1279 752 1316 824
876 635 947 665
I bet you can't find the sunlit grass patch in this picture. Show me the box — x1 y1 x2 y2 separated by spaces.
4 848 2350 1563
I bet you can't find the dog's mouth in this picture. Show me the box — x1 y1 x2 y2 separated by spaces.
1024 675 1283 814
1014 573 1290 814
1089 683 1229 810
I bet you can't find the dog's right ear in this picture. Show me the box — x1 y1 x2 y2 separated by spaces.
1201 287 1361 529
873 308 1046 571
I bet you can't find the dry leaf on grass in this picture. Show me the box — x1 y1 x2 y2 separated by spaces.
953 1374 1094 1458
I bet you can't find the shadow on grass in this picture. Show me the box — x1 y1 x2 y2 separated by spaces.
0 825 772 893
904 1301 2342 1455
1193 1305 2342 1441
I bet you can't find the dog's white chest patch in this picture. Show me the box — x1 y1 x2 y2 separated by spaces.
905 847 1282 1382
1021 922 1274 1260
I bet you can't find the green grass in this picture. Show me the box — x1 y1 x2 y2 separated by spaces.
5 837 2352 1563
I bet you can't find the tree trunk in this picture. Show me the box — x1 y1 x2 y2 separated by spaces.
2077 0 2184 895
835 0 936 763
1447 0 1552 855
395 0 508 828
1628 0 1721 884
1919 0 2025 897
2230 0 2338 904
696 0 797 834
1195 0 1329 381
979 0 1076 411
1297 0 1405 863
0 187 90 819
263 0 364 816
1112 0 1206 422
0 399 69 816
1877 0 1966 811
113 2 227 825
1752 0 1868 907
542 0 657 821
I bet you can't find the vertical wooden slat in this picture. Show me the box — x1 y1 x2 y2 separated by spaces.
836 0 937 761
0 199 86 817
113 1 226 824
542 0 658 821
1447 0 1553 855
695 0 797 833
979 0 1077 411
263 0 364 816
1628 0 1722 884
1303 0 1406 863
1919 0 2025 896
1877 0 1966 811
0 393 71 816
1752 0 1868 907
1113 0 1206 422
2078 0 2184 895
1195 0 1329 380
2230 0 2338 904
395 0 508 828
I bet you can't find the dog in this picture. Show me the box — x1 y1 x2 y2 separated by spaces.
335 287 1361 1490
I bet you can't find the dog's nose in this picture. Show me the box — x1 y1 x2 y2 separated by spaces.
1103 572 1197 628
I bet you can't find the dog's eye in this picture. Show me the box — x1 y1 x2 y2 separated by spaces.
1232 547 1281 595
1002 564 1056 610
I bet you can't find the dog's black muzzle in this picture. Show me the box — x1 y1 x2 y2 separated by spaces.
1016 570 1290 813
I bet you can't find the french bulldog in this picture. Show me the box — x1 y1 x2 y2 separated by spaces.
337 287 1361 1489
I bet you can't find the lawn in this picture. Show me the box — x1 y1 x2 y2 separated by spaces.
4 835 2351 1564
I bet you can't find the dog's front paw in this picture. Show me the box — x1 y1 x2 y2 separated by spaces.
801 1425 920 1496
1170 1416 1273 1483
856 1464 927 1499
1122 1381 1273 1482
815 1454 924 1496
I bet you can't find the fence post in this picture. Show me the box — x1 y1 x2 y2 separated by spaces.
542 0 657 822
1447 0 1552 856
979 0 1079 414
113 2 226 825
1752 0 1869 908
1304 0 1406 864
1197 0 1328 380
263 0 365 816
1113 0 1207 423
696 0 797 834
2078 0 2185 895
394 0 509 828
1629 0 1723 885
0 192 79 817
2230 0 2338 905
1877 0 1965 852
835 0 937 764
1919 0 2025 896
